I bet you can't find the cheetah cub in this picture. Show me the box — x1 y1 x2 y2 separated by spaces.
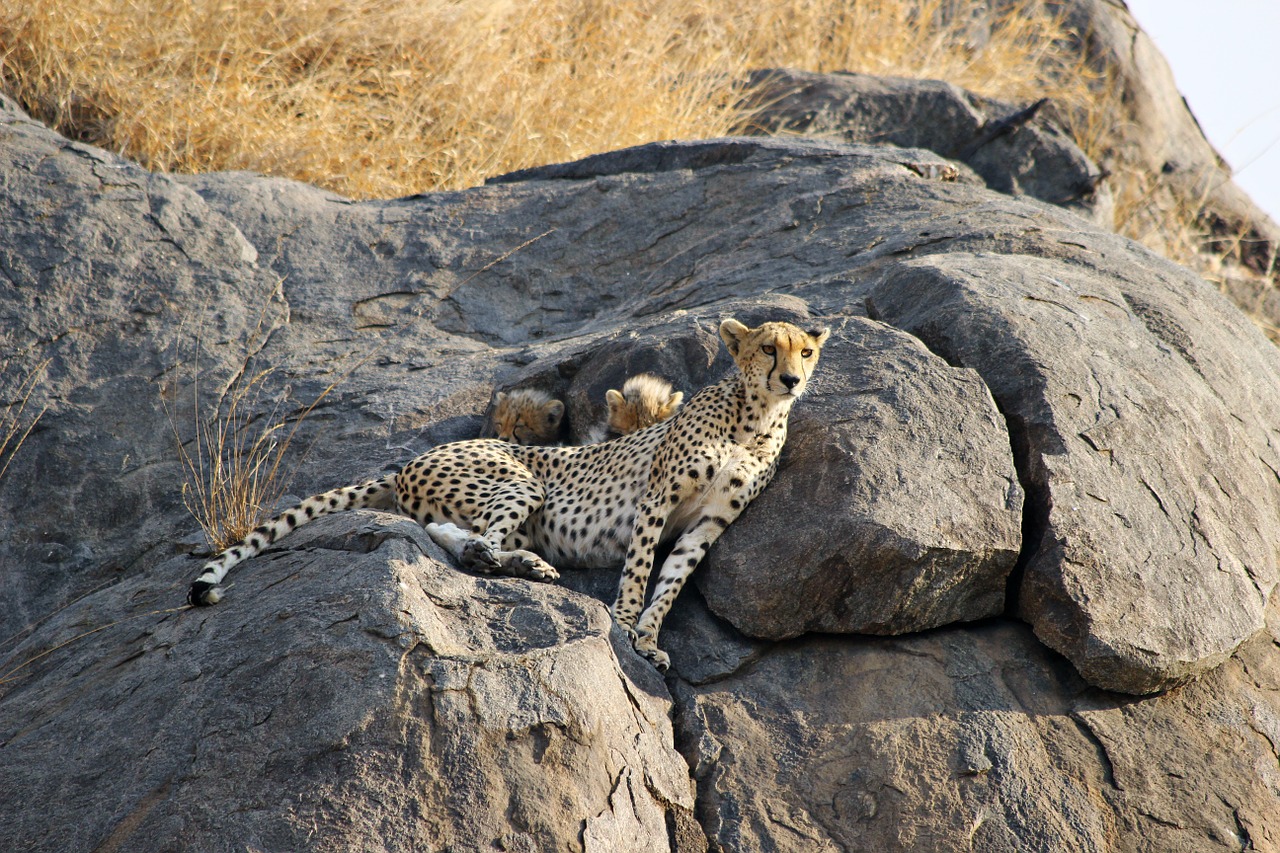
187 318 829 671
489 388 565 445
585 373 684 443
491 375 682 446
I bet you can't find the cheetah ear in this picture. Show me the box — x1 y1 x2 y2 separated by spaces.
666 391 684 411
605 388 625 411
494 391 508 405
544 400 565 427
719 318 750 355
808 326 831 347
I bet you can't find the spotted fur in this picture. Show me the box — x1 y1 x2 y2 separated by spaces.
187 318 829 671
489 388 565 445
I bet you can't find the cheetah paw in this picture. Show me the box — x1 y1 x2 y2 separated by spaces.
642 647 671 673
630 629 670 672
459 538 501 573
502 550 560 582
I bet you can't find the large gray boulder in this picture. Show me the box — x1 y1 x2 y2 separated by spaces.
674 595 1280 853
0 514 697 852
5 105 1279 693
703 314 1023 637
4 92 1280 849
866 251 1280 692
741 67 1114 228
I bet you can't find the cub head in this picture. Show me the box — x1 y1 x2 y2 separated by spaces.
719 318 830 400
604 374 684 435
490 389 565 445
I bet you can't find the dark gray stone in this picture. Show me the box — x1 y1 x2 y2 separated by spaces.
866 251 1280 693
701 314 1023 637
741 67 1113 226
0 513 696 852
674 600 1280 853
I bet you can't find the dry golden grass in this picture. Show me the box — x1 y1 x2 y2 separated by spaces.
0 0 1251 293
164 293 298 552
2 0 1100 198
168 363 294 553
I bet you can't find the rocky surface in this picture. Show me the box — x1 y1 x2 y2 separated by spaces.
3 74 1280 851
673 598 1280 853
0 514 697 852
742 67 1113 228
740 1 1280 329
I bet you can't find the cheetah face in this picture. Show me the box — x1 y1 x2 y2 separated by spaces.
491 389 565 445
719 318 831 399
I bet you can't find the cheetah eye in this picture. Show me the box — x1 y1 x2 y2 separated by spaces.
761 345 776 355
801 348 813 358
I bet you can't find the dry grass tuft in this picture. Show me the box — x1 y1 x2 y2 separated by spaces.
0 359 49 485
164 285 306 553
169 362 294 553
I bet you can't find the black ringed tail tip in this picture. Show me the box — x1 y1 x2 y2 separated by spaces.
188 580 218 607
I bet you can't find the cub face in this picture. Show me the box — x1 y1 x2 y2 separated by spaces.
490 389 565 445
719 318 831 400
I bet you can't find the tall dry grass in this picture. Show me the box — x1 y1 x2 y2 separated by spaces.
2 0 1099 198
4 0 1254 301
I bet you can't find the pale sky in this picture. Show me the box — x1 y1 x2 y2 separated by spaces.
1124 0 1280 226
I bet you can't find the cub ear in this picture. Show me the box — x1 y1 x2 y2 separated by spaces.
605 389 625 411
719 318 750 355
545 400 565 427
666 391 684 410
494 391 508 405
808 326 831 347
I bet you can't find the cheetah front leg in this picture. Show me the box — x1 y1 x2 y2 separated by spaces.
611 492 672 651
629 512 737 671
423 478 559 582
425 522 559 582
616 463 768 671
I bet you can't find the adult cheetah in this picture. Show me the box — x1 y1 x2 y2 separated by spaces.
187 318 830 669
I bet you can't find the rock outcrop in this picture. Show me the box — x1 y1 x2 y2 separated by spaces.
3 77 1280 851
741 67 1114 228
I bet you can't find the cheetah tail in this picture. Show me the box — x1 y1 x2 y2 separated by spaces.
187 475 396 606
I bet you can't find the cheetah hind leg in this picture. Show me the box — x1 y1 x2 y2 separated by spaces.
425 522 559 582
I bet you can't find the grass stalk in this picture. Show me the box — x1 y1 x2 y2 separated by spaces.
0 359 50 485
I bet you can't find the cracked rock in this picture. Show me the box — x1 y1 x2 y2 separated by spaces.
0 514 697 852
672 603 1280 853
703 314 1023 637
866 253 1280 693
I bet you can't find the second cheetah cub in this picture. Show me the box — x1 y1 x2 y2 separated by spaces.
603 374 684 439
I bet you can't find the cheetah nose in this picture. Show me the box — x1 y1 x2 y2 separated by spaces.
780 373 800 390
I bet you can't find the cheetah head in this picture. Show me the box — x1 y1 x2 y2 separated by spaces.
491 389 565 445
720 318 831 400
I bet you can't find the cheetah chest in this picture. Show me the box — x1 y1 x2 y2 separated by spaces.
516 442 656 568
